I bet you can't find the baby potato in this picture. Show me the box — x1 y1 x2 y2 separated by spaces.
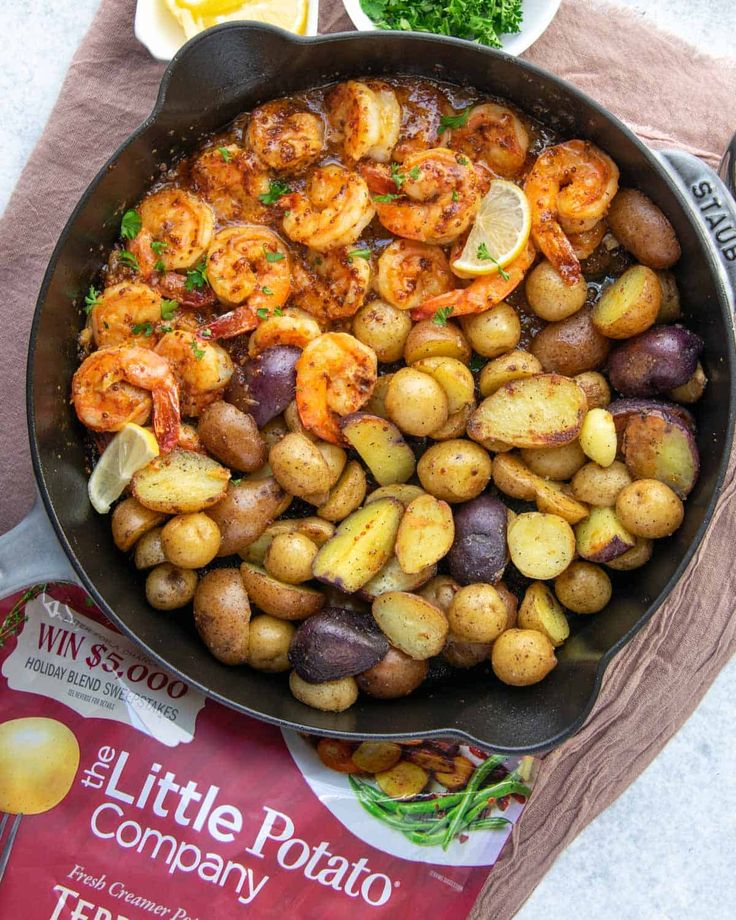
607 188 681 269
554 561 612 614
264 531 318 584
356 646 428 699
364 374 393 418
314 442 348 490
442 635 493 669
579 408 617 468
575 506 635 562
656 270 682 322
404 320 472 365
606 536 654 571
419 575 461 613
412 356 475 414
112 498 167 553
317 739 360 774
133 527 166 570
669 362 707 404
261 415 289 450
571 461 632 507
317 460 367 523
615 479 684 538
496 581 519 629
284 400 318 441
289 672 359 712
521 441 587 481
574 371 611 409
146 563 198 611
372 591 449 660
530 306 610 377
592 265 661 339
491 628 557 687
518 581 570 646
193 568 251 664
352 299 412 363
417 439 492 503
269 432 332 500
507 512 576 579
525 259 588 321
375 761 429 799
352 741 403 773
161 512 221 569
479 350 542 397
533 481 590 525
430 403 474 441
460 302 521 358
246 615 296 672
447 583 508 643
385 367 449 436
198 401 267 472
492 452 540 501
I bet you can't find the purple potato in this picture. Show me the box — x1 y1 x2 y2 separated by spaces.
289 607 389 683
226 345 300 428
622 412 700 498
607 325 703 397
447 495 508 585
608 398 696 442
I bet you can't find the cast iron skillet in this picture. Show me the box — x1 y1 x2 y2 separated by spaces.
25 25 736 754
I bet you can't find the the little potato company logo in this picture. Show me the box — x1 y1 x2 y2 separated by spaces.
0 716 80 814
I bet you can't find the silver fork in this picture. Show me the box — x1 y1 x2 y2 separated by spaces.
0 813 22 885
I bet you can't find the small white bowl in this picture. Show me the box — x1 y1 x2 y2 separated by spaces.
135 0 321 62
341 0 561 56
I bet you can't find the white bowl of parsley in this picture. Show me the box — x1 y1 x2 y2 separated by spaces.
343 0 561 55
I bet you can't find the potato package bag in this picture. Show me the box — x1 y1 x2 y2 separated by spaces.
0 582 537 919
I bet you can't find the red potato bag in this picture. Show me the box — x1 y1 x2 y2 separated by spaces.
0 583 536 919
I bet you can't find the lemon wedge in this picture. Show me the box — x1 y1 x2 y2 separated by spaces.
166 0 309 38
88 424 160 514
453 179 531 278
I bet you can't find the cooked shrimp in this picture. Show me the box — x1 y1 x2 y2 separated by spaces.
447 103 529 178
136 188 215 271
155 330 233 417
249 310 322 356
569 221 607 259
360 148 482 246
377 240 453 310
290 247 372 322
282 165 375 251
200 226 290 339
411 241 536 321
295 333 377 443
524 140 619 284
191 144 270 221
71 346 180 452
91 282 164 348
327 80 402 163
246 100 325 173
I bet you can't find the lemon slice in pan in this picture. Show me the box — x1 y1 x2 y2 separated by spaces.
88 423 160 514
453 179 531 278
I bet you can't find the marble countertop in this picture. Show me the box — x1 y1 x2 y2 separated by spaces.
1 2 734 917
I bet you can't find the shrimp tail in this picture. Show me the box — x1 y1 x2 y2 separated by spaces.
357 161 396 196
152 386 181 454
200 307 259 340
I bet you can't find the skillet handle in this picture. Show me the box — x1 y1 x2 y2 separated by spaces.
658 149 736 305
0 499 76 596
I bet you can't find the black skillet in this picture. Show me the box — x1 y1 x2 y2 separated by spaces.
8 25 736 754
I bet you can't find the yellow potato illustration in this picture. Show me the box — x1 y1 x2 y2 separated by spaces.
0 718 80 814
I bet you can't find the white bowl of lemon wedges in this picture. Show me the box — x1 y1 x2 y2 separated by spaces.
135 0 319 61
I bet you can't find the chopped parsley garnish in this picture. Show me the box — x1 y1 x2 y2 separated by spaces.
256 308 270 320
262 286 274 296
264 246 285 263
200 329 213 338
477 243 510 280
185 260 208 291
230 478 242 486
274 307 283 316
452 190 460 202
120 209 142 240
348 248 372 262
432 306 454 326
373 192 400 203
118 250 140 272
150 240 168 255
131 322 154 337
190 339 205 361
359 0 522 49
160 299 178 320
154 259 166 273
456 155 469 166
159 324 173 333
390 162 420 189
258 179 291 205
217 146 232 162
439 109 471 134
83 286 102 314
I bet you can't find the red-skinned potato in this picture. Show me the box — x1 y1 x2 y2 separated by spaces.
198 401 267 472
530 307 610 377
607 188 681 269
357 646 428 699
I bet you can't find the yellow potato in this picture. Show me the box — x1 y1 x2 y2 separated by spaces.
375 761 429 799
161 512 221 569
435 755 475 790
419 575 461 613
132 450 230 514
521 441 587 481
554 561 612 614
246 615 296 672
460 302 521 357
479 350 543 397
491 629 557 687
579 408 617 467
507 512 576 579
360 556 437 601
385 367 449 437
411 356 475 414
525 259 588 321
615 479 684 539
340 414 416 485
404 320 471 365
492 452 540 501
133 526 167 570
365 484 425 507
269 432 332 500
575 507 636 562
352 299 412 363
417 439 492 503
606 536 654 571
571 461 632 507
240 563 325 620
592 265 661 338
534 481 590 525
146 563 198 610
372 592 448 659
112 498 167 553
518 581 570 646
395 494 454 574
0 718 80 814
264 532 319 584
193 568 251 664
317 460 367 522
573 371 611 410
447 583 508 643
289 672 358 712
352 742 403 773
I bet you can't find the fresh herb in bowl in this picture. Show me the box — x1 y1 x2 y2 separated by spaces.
360 0 524 48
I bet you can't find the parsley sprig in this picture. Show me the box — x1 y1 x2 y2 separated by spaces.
217 146 232 162
258 179 291 205
185 260 209 291
439 109 471 134
84 286 102 314
477 242 510 280
118 250 140 272
120 209 142 240
161 299 178 321
360 0 523 49
432 306 454 326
